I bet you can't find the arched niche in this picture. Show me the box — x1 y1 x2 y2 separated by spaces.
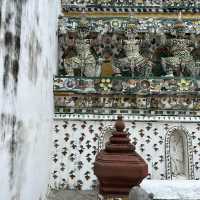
98 125 114 152
165 127 194 180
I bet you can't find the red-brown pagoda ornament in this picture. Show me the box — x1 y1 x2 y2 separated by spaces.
94 116 148 197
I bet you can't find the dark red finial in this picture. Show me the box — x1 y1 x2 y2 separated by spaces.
115 115 125 132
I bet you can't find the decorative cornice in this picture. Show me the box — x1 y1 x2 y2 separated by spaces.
54 77 200 95
62 2 200 17
54 113 200 122
62 10 200 19
58 16 200 34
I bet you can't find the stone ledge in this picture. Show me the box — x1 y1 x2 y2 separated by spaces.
141 180 200 200
48 180 200 200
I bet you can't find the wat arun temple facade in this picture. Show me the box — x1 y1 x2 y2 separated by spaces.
50 0 200 191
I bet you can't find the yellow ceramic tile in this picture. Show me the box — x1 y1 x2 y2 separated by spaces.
101 62 113 77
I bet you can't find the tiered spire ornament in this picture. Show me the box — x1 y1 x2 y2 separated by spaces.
94 116 148 197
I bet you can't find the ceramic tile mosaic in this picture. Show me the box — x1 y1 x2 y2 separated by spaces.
49 119 200 190
57 28 200 79
62 0 200 13
59 17 200 33
54 77 200 94
54 94 200 115
51 0 200 192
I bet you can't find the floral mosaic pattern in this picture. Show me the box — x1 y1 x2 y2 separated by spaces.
50 119 200 190
50 120 99 190
59 17 200 34
54 77 200 94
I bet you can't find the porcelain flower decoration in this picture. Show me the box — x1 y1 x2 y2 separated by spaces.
100 78 112 91
178 79 191 91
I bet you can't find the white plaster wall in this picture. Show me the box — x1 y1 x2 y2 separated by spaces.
50 119 200 190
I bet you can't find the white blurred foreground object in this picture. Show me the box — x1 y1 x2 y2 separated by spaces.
0 1 58 200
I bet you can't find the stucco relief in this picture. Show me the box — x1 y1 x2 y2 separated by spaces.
165 127 194 180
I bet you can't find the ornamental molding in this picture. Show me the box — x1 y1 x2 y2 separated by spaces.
54 113 200 122
58 16 200 33
62 11 200 19
62 1 200 15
